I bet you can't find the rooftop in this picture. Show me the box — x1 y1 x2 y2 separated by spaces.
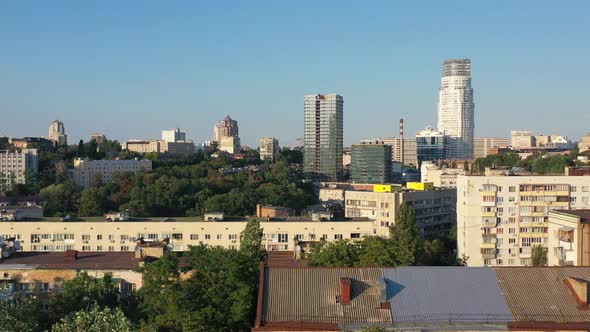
0 251 141 270
553 209 590 223
8 215 373 223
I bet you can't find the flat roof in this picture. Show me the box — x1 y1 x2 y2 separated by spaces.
553 209 590 223
0 252 140 270
9 216 373 223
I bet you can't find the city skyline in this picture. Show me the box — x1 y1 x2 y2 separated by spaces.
1 2 589 146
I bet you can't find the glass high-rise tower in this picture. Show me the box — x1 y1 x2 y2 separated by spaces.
303 94 343 181
437 59 474 160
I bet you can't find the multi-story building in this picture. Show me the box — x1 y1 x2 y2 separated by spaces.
8 137 53 150
374 137 418 167
219 136 240 154
72 158 152 188
161 128 186 143
125 140 162 153
456 168 590 267
579 133 590 153
48 120 67 146
214 115 239 143
303 94 343 181
511 130 574 150
0 149 39 187
90 133 106 143
259 137 279 162
164 141 195 156
3 215 375 253
350 143 392 184
420 161 468 188
474 137 509 159
547 210 590 266
319 183 456 238
437 59 474 160
415 126 448 165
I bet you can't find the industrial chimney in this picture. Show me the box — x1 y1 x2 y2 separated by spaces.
399 118 404 166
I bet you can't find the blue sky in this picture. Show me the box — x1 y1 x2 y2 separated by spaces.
1 1 589 147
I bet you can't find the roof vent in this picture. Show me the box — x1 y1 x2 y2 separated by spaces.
64 250 78 261
564 277 589 308
339 277 351 305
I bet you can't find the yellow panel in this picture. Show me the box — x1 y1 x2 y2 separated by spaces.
480 243 496 249
406 182 434 191
373 185 391 193
481 212 496 217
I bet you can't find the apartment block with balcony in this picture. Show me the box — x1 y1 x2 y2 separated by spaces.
547 210 590 266
0 149 39 188
457 171 590 267
72 158 152 188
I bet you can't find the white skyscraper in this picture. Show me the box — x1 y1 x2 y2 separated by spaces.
161 128 186 143
48 120 67 146
303 94 343 181
437 59 474 160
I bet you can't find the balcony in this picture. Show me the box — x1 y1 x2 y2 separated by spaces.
480 243 496 249
482 220 497 228
481 250 496 260
481 211 496 218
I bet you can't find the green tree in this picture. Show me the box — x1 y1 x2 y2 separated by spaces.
48 272 120 324
390 203 420 266
40 180 80 216
240 219 267 263
306 240 361 267
463 160 470 172
52 305 134 332
0 297 47 332
77 140 85 158
531 244 548 267
357 236 397 267
78 187 108 216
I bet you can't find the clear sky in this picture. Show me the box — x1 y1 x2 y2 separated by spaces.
1 1 589 147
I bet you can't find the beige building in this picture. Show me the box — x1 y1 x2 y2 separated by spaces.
0 149 38 187
547 210 590 266
367 138 418 167
420 161 468 188
48 120 67 146
474 137 509 159
511 130 574 150
3 216 376 253
456 170 590 267
72 158 152 188
219 136 240 154
125 140 162 153
579 133 590 153
259 137 279 162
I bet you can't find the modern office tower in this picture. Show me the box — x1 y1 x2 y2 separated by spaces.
378 138 418 167
303 94 343 181
351 143 392 184
415 126 448 165
474 137 510 159
456 168 590 267
0 149 39 187
219 136 240 154
259 137 279 162
214 115 239 142
72 158 152 188
48 120 67 146
437 59 474 160
162 128 186 143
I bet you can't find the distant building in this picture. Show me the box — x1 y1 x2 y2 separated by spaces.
437 59 474 160
511 130 574 150
90 133 106 144
72 158 152 188
350 143 392 184
0 149 38 188
219 136 240 154
214 115 239 143
164 141 195 156
303 94 343 181
579 133 590 153
474 137 510 159
420 161 468 188
372 137 418 167
259 137 279 162
48 120 67 146
416 126 448 165
547 210 590 266
8 137 53 150
161 128 186 143
125 140 162 154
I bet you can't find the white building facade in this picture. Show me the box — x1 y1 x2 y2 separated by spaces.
0 149 39 187
72 158 152 188
48 120 67 146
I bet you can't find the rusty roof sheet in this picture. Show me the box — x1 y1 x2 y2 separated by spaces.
494 267 590 323
262 267 392 326
0 252 140 270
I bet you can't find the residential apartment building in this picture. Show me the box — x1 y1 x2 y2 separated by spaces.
579 133 590 153
456 169 590 267
547 210 590 266
437 59 474 160
303 94 343 181
48 120 67 146
511 130 574 150
219 136 240 154
161 128 186 143
2 217 375 253
259 137 279 162
125 140 162 153
0 149 39 187
420 161 468 188
350 143 392 184
72 158 152 188
474 137 509 159
415 126 448 165
214 115 239 142
373 137 418 167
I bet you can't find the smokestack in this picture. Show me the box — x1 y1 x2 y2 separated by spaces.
399 118 404 166
340 277 352 305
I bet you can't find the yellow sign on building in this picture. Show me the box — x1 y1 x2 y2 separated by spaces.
406 182 434 191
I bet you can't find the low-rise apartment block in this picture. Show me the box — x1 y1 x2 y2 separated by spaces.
0 149 39 187
457 168 590 267
420 161 468 188
72 158 152 188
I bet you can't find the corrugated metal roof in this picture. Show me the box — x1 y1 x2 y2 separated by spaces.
262 267 392 325
494 267 590 323
384 267 512 323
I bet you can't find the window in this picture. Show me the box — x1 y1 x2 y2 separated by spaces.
108 246 114 251
172 233 183 240
350 233 361 239
97 234 102 240
583 186 589 192
97 246 103 251
228 234 237 240
295 234 304 241
205 234 211 240
278 234 288 243
334 234 343 240
82 235 90 241
82 245 91 251
121 246 129 251
216 234 222 240
38 282 50 293
509 186 516 192
190 234 199 240
18 283 30 292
